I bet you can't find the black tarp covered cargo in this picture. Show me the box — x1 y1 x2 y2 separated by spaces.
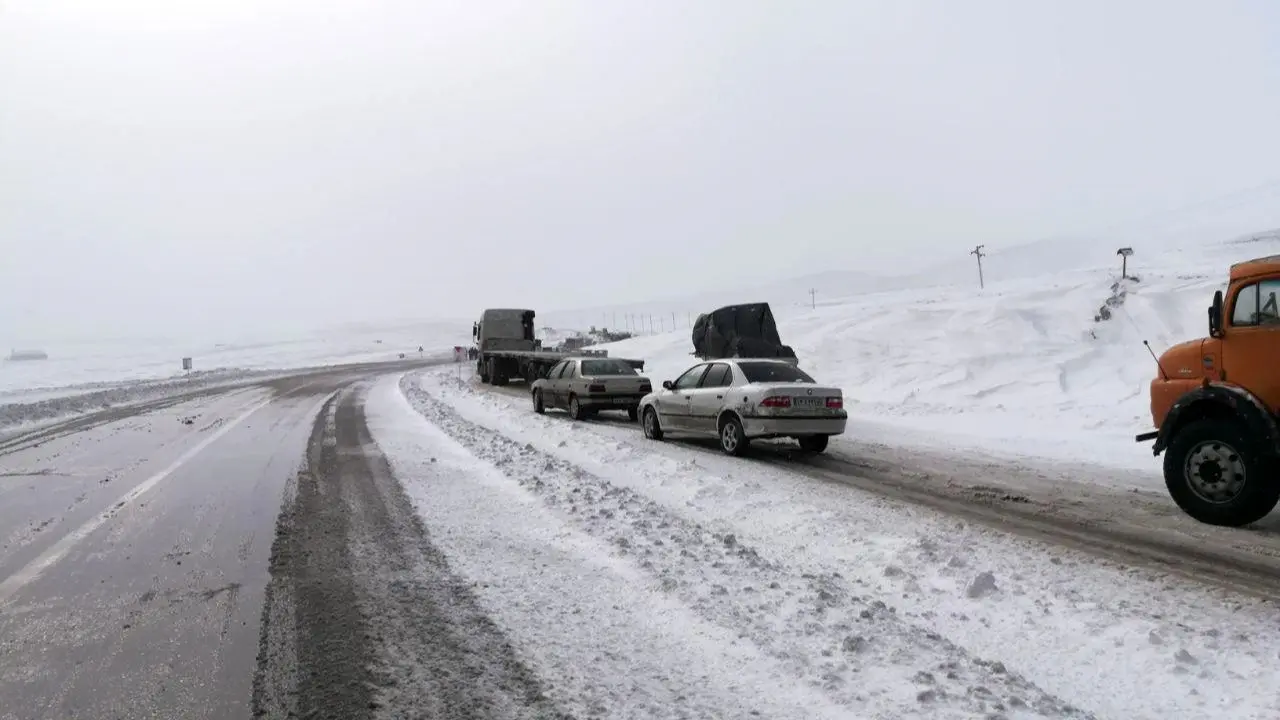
691 303 797 361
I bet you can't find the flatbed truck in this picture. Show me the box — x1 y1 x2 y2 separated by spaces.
472 308 644 386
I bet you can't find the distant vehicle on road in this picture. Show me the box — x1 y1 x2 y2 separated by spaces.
638 358 846 456
473 308 643 385
531 357 652 421
5 349 48 361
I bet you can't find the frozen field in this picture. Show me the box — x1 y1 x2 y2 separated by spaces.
0 320 467 435
0 321 467 402
589 234 1280 470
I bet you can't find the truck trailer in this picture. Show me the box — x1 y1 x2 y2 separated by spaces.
472 308 644 386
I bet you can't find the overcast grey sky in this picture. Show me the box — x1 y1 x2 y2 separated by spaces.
3 0 1279 342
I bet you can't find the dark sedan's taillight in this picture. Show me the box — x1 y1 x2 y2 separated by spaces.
639 383 652 393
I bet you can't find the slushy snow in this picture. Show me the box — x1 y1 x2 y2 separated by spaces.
365 368 1280 720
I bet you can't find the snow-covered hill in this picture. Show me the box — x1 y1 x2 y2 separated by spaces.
596 234 1280 469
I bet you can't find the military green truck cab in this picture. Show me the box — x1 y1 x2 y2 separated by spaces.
471 308 646 387
472 309 540 385
1139 255 1280 527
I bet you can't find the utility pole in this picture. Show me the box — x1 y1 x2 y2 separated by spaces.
672 311 676 329
809 288 816 309
971 244 986 289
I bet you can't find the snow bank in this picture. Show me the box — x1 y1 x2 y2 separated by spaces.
366 375 857 720
0 369 275 436
596 238 1280 469
390 367 1280 720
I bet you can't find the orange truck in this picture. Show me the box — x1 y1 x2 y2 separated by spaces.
1137 254 1280 527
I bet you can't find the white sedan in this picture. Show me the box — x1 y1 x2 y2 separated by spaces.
637 358 847 456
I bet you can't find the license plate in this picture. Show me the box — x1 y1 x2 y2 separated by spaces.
613 397 632 404
794 397 824 408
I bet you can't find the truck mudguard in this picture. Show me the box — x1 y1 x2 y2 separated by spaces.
1155 383 1280 456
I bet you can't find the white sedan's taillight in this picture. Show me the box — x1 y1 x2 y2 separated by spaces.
826 397 843 409
760 396 792 408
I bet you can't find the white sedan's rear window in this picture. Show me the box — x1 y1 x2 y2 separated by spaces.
738 362 814 384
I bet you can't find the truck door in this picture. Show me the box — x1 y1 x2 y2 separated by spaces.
1223 278 1280 411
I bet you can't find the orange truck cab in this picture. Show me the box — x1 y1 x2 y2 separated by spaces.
1138 254 1280 527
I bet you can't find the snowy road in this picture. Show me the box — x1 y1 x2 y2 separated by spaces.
3 360 1278 719
0 361 443 720
410 368 1280 720
475 374 1280 599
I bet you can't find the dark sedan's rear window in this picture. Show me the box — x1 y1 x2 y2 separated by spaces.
580 359 637 376
738 362 814 384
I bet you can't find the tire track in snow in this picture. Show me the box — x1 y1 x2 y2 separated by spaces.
253 384 566 720
402 377 1092 720
460 373 1280 720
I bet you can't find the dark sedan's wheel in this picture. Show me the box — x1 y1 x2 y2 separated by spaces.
642 407 664 441
568 395 583 420
798 435 829 453
718 416 749 457
532 389 545 415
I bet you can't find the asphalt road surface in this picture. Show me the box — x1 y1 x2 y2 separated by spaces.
0 360 511 720
7 362 1280 720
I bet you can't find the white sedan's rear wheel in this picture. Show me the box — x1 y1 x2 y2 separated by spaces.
642 407 664 441
719 416 748 457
